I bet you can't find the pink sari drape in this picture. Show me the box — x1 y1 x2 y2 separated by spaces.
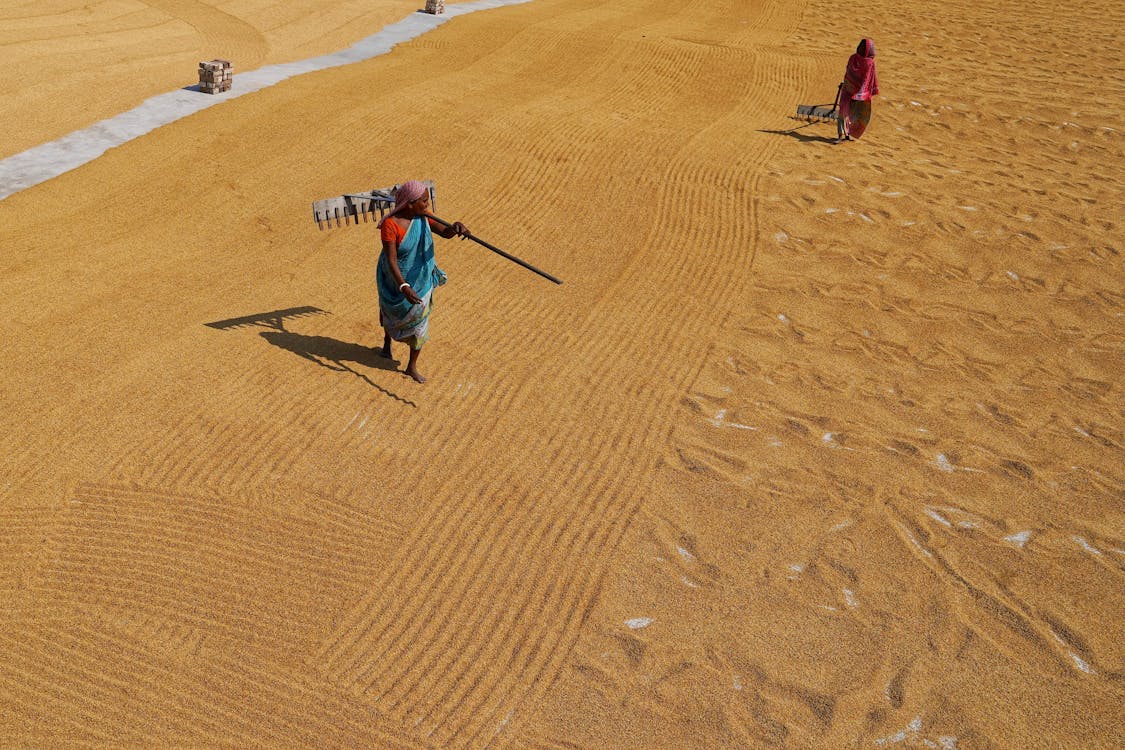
839 38 878 137
843 38 879 102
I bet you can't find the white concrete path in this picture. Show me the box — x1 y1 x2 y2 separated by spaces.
0 0 532 201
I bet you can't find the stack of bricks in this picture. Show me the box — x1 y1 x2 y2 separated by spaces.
424 0 445 14
198 59 233 94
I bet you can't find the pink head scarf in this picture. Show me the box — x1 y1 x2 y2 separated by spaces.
378 179 428 227
844 38 879 101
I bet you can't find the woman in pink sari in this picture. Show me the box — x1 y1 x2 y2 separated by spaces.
837 38 880 142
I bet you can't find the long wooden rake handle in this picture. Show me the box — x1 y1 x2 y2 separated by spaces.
424 212 563 285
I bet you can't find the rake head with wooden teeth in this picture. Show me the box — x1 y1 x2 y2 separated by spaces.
311 179 564 284
791 82 844 125
792 104 839 123
312 181 436 230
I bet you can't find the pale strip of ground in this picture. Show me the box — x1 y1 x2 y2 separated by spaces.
0 0 531 199
0 0 476 159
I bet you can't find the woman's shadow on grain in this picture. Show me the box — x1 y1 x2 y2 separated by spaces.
758 123 838 144
259 330 417 407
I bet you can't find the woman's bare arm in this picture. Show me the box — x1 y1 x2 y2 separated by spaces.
429 218 469 239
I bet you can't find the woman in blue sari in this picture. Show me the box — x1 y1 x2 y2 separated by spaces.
377 180 468 383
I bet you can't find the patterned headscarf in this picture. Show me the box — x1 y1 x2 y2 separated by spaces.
379 180 428 226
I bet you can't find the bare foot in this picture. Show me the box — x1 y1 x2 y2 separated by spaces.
377 346 392 359
406 367 426 384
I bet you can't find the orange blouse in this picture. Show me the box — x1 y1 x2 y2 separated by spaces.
381 217 442 245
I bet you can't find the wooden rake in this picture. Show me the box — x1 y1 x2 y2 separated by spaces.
312 181 436 230
792 83 843 124
311 181 563 285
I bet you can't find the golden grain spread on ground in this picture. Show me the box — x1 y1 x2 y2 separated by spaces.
0 0 1122 747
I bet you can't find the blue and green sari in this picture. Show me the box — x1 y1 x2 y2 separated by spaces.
376 217 447 349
